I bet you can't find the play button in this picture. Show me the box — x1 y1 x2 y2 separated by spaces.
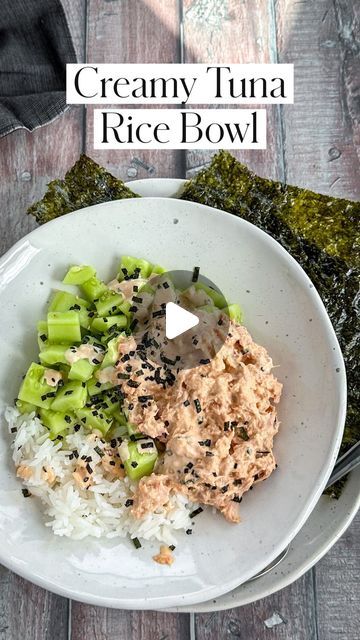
129 269 230 371
165 302 199 340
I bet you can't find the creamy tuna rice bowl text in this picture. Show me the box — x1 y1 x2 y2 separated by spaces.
6 255 282 564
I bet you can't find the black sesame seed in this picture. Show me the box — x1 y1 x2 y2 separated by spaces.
125 499 134 507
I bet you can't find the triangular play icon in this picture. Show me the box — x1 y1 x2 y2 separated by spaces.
165 302 199 340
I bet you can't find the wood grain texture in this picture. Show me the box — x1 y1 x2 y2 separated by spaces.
0 566 68 640
183 0 284 181
195 571 316 640
70 604 190 640
85 0 184 181
0 1 84 636
275 0 360 199
315 511 360 640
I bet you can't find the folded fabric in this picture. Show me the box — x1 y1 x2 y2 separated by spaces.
0 0 76 137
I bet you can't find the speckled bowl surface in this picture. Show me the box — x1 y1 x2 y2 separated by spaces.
0 194 346 609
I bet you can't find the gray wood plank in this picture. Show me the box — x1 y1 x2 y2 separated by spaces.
275 0 360 199
315 511 360 640
194 570 316 640
0 567 68 640
71 605 190 640
85 0 184 181
183 0 284 181
0 1 85 638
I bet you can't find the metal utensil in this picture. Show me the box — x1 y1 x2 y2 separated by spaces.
247 443 360 583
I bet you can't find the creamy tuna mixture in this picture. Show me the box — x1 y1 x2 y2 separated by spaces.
116 309 282 524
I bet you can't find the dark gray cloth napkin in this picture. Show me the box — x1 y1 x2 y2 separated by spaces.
0 0 77 137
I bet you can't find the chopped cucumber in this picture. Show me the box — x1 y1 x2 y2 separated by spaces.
118 256 153 280
37 321 49 352
94 290 124 317
91 315 127 333
47 311 81 344
100 334 123 369
49 291 90 329
127 423 142 437
76 407 112 436
223 303 243 323
194 282 227 309
39 344 71 366
39 408 75 439
16 399 36 414
107 423 129 439
68 358 95 382
152 264 166 275
197 304 216 314
80 276 108 302
18 363 56 409
123 439 158 481
50 380 87 412
87 377 115 396
63 265 96 285
118 300 132 316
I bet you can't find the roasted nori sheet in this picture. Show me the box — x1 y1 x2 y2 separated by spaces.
28 154 138 224
182 151 359 498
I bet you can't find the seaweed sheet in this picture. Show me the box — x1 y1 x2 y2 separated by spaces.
182 151 359 498
28 154 138 224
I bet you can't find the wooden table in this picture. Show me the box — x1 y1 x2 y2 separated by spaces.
0 1 359 638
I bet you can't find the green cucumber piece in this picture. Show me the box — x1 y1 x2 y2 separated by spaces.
16 399 36 414
118 300 132 316
100 335 123 369
37 321 49 352
87 377 115 396
68 358 95 382
194 282 227 309
123 439 158 481
39 344 71 366
197 304 217 314
50 380 87 412
91 315 127 333
118 256 153 280
127 423 142 437
94 290 124 317
18 363 55 409
49 291 90 330
107 423 129 439
39 408 75 438
76 407 112 436
223 303 243 323
47 311 81 343
63 265 96 285
49 290 89 312
152 264 166 275
80 276 108 302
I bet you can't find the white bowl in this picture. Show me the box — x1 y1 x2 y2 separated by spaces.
0 196 346 609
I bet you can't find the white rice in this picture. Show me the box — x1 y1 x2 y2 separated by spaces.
5 407 195 544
